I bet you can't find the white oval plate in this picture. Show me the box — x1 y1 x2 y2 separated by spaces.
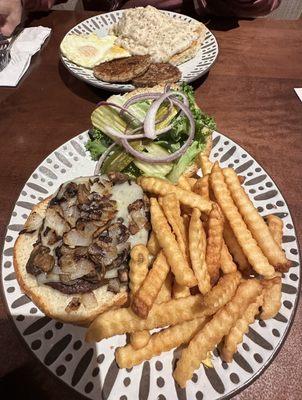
1 131 300 400
60 10 219 92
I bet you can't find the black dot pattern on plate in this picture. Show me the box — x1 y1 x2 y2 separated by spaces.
48 182 53 186
286 223 293 229
230 373 240 384
22 214 28 219
120 396 127 400
157 377 165 388
41 178 45 182
266 204 274 209
21 190 27 196
242 343 250 351
45 330 53 339
213 348 219 357
247 172 253 176
249 189 256 194
228 163 234 168
61 169 66 173
97 354 105 364
155 361 163 371
192 373 198 383
272 329 280 337
257 207 264 212
92 367 99 377
4 261 11 268
158 395 166 400
283 300 293 309
234 159 239 163
254 353 263 363
126 368 132 373
255 167 261 172
259 186 264 190
31 340 42 350
214 153 219 158
276 201 284 207
218 147 223 151
7 287 15 293
290 273 298 281
123 377 130 387
266 182 273 187
224 141 229 145
30 194 36 199
242 154 247 158
290 249 298 255
5 236 13 242
30 307 37 314
33 173 38 179
65 353 73 361
56 365 66 376
258 320 266 327
85 382 94 394
12 211 17 217
73 340 82 350
222 361 228 369
16 315 25 321
55 322 63 329
196 391 203 400
54 164 59 169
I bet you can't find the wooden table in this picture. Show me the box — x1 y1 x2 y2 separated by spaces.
0 10 301 400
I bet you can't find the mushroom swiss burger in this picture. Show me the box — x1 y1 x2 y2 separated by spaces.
13 172 149 325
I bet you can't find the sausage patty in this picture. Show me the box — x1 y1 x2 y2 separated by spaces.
93 55 152 83
132 63 181 87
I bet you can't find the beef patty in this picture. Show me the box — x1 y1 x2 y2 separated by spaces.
132 63 181 87
93 55 152 83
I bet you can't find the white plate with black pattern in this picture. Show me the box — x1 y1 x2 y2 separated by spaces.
1 131 300 400
60 10 219 92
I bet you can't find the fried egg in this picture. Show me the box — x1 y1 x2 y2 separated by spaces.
60 33 130 69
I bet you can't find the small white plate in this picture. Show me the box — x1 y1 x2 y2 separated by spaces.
60 10 219 92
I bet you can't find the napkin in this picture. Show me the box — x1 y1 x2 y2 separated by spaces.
0 26 51 87
294 88 302 103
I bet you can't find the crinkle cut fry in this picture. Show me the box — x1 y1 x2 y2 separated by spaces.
199 154 213 176
205 203 224 285
173 279 262 387
223 168 291 271
129 244 149 294
150 198 197 287
147 231 161 256
221 294 263 362
128 244 150 349
85 294 204 342
161 193 189 262
210 163 275 277
177 175 192 191
132 251 170 319
260 276 282 320
189 208 211 294
115 317 207 369
266 214 283 247
220 240 237 273
138 176 212 214
223 221 250 271
203 271 241 311
156 272 173 303
193 175 210 200
173 281 191 298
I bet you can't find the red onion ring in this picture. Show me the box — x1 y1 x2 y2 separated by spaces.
121 98 195 163
94 142 116 174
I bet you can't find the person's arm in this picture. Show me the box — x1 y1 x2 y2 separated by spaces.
197 0 281 17
0 0 67 36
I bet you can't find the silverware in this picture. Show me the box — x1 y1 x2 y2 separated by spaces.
0 27 23 72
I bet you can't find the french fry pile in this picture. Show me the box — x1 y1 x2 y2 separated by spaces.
86 158 292 388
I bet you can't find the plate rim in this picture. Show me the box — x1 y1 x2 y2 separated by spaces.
59 9 219 92
0 129 300 399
